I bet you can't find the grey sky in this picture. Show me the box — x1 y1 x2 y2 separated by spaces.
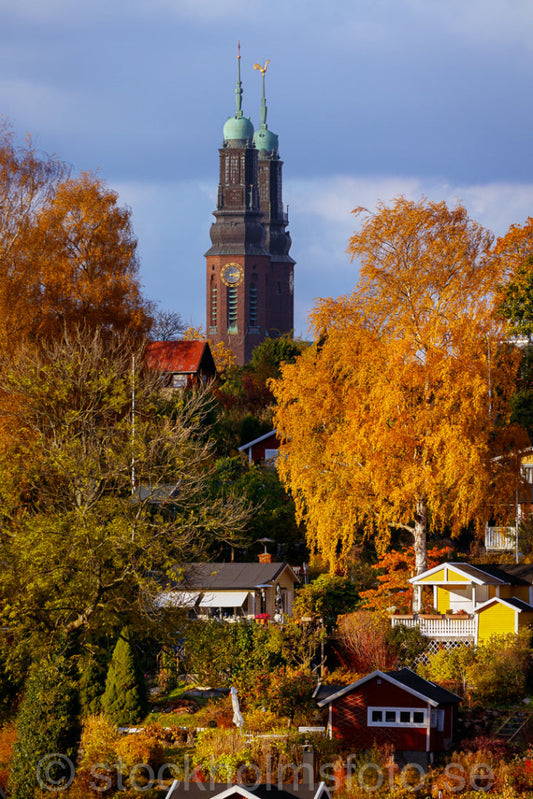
1 0 532 336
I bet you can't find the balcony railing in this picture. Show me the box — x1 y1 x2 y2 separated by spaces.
390 614 476 640
485 526 516 552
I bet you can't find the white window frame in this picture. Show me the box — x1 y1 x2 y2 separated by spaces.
367 707 427 728
171 374 188 389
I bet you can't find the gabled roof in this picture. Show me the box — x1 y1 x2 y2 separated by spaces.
316 668 460 709
172 562 298 591
238 429 278 452
410 562 532 586
473 596 533 614
165 782 331 799
312 683 344 703
146 340 215 374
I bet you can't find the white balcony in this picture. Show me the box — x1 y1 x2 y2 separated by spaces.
390 613 476 640
485 526 516 552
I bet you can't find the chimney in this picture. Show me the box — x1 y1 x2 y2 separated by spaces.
259 552 273 563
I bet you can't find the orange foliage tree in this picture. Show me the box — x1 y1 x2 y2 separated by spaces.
32 172 150 340
0 123 151 351
272 198 524 610
359 545 451 613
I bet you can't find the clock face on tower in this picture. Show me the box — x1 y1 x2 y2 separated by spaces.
221 262 244 287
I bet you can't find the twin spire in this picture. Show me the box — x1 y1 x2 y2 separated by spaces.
224 46 278 154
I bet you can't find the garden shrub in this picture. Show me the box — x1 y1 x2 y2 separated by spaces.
336 611 396 672
72 717 167 796
470 632 532 704
243 707 283 733
417 643 476 698
386 623 427 666
71 714 119 796
115 729 165 778
265 667 316 722
193 695 234 729
193 728 251 781
292 574 360 628
418 633 532 705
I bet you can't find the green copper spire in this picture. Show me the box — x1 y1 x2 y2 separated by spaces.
223 43 254 144
235 41 243 118
253 60 279 156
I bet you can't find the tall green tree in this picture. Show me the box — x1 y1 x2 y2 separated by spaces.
9 654 80 799
101 628 147 726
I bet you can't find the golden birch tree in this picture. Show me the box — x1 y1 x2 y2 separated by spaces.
272 198 524 610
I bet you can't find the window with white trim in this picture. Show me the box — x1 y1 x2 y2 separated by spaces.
368 707 427 728
171 374 188 389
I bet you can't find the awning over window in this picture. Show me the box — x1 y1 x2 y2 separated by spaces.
199 590 250 608
158 590 201 608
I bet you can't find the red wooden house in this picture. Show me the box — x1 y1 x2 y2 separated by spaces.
316 668 459 755
238 429 280 465
146 340 216 389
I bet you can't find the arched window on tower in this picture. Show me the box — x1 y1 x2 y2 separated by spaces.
210 281 217 334
249 283 257 329
227 286 238 333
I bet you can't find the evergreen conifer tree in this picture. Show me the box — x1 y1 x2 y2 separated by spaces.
101 628 146 726
9 655 80 799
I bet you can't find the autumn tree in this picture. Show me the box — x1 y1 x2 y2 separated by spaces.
0 327 250 664
359 545 451 613
272 198 524 610
31 172 150 340
0 122 151 351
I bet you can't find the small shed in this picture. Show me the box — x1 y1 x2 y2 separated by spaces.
474 596 533 643
316 668 460 755
238 429 280 465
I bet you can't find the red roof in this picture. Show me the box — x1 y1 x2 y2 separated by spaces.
146 341 209 374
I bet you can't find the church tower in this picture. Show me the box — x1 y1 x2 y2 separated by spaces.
253 62 295 340
205 53 294 366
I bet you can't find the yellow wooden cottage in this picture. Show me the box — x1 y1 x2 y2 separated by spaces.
390 563 533 645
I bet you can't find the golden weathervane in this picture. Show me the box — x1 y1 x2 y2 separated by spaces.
253 60 270 76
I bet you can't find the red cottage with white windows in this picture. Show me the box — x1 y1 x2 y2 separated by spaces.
316 668 459 755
